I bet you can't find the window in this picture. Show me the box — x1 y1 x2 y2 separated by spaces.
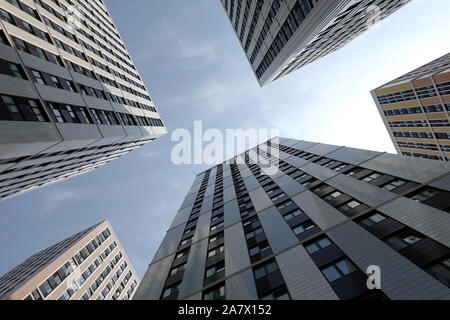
175 249 189 260
50 75 62 88
249 243 271 257
180 237 193 246
162 282 180 299
1 95 23 121
8 62 26 79
205 262 225 278
65 80 77 93
31 70 45 85
169 264 185 277
283 209 303 221
261 287 291 300
210 221 224 232
359 213 386 228
385 230 423 251
49 103 64 123
28 100 46 122
245 227 263 239
293 221 315 235
409 188 441 203
208 245 224 258
324 191 342 201
209 233 224 243
362 173 382 182
382 179 406 191
253 260 279 280
338 200 361 213
305 237 332 254
426 258 450 288
321 259 357 283
203 283 225 300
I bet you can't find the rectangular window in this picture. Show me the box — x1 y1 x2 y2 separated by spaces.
321 259 357 283
1 95 23 121
31 70 45 85
305 237 332 254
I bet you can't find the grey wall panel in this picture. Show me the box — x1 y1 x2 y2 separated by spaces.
276 246 338 300
327 221 450 300
290 140 318 151
430 173 450 192
223 185 237 204
169 205 193 230
277 137 299 147
258 206 298 254
187 182 201 197
204 183 216 197
301 163 341 181
223 175 234 189
326 147 382 165
378 198 450 247
152 223 185 263
249 187 273 213
225 223 251 275
283 155 309 169
305 143 342 156
179 239 208 298
224 199 241 228
292 191 348 230
274 174 306 197
327 174 397 207
185 293 202 300
361 153 450 184
200 195 213 214
226 269 258 300
243 174 260 193
193 211 212 243
179 192 198 211
133 254 174 300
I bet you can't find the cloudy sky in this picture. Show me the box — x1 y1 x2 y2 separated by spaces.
0 0 449 280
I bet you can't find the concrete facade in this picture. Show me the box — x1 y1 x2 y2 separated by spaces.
0 0 167 201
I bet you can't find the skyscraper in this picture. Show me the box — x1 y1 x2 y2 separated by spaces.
219 0 410 86
135 137 450 300
372 53 450 162
0 220 139 300
0 0 167 201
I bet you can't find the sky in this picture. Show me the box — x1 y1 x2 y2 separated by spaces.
0 0 449 280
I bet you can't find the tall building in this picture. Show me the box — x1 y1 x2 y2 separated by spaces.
135 137 450 300
372 53 450 162
219 0 410 86
0 220 139 300
0 0 167 201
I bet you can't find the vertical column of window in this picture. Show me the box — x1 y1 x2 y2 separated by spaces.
252 259 291 300
160 170 212 300
303 233 385 300
204 165 225 287
311 183 371 218
355 210 450 289
244 153 321 241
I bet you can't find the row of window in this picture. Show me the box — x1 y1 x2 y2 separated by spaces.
255 0 317 79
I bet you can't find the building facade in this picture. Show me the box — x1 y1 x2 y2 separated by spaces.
219 0 410 86
135 137 450 300
372 53 450 162
0 220 139 300
0 0 167 201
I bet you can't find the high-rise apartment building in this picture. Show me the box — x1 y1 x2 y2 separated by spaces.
0 220 139 300
0 0 167 201
220 0 410 86
135 137 450 300
372 53 450 162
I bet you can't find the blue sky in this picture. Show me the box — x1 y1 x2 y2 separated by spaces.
0 0 449 280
